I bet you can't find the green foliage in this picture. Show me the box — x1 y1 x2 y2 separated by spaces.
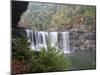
84 6 96 25
13 37 34 61
31 42 70 72
13 36 70 72
20 3 96 31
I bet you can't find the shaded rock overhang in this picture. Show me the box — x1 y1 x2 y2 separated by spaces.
12 1 28 29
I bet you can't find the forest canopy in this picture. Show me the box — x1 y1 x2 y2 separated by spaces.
18 2 96 31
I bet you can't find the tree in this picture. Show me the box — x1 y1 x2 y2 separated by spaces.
20 3 96 31
31 40 71 72
13 36 34 61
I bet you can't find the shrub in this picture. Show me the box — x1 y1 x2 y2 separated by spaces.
13 36 34 61
31 41 71 72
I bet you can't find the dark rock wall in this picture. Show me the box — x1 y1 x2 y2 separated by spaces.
12 1 28 28
69 31 96 52
12 1 29 38
74 31 96 51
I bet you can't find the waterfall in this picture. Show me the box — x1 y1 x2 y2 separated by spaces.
36 31 48 50
49 32 58 49
26 30 70 53
26 30 35 49
62 32 70 53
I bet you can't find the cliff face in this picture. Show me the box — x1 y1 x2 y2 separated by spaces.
73 31 95 51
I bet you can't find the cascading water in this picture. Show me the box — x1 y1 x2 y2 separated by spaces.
62 32 70 53
49 32 58 49
26 30 70 53
36 31 48 51
26 30 35 49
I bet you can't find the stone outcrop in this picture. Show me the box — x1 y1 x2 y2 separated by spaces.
68 29 96 53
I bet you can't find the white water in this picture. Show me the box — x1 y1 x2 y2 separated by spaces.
49 32 58 49
26 30 70 53
62 32 70 53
